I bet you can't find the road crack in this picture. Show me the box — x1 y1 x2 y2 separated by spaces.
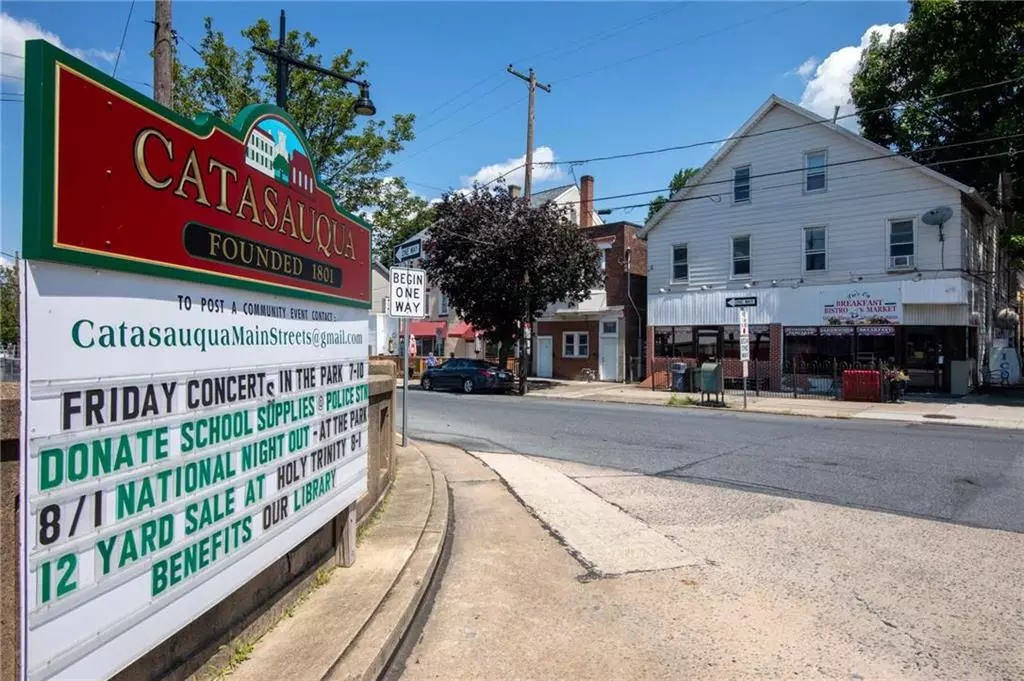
852 591 940 671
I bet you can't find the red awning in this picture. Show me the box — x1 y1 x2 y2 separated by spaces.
448 322 477 341
409 321 446 338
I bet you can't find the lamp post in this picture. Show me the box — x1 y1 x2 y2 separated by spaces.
254 10 376 116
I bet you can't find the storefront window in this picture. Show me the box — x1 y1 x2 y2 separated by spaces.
654 327 693 357
856 326 896 363
724 325 771 360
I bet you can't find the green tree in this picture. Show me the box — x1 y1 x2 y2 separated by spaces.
1 262 19 346
425 185 603 367
173 16 417 215
851 0 1024 255
646 167 699 223
366 178 437 266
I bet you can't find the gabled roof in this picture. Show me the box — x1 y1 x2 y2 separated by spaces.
530 183 576 207
640 94 989 238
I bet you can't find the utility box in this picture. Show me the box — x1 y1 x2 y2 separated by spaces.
700 362 723 401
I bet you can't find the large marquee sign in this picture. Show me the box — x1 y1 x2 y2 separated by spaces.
20 41 371 680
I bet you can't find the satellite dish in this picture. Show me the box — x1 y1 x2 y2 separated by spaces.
921 206 953 226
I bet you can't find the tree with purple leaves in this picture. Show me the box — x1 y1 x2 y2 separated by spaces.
425 184 603 368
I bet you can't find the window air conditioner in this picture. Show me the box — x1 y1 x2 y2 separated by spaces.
889 254 915 270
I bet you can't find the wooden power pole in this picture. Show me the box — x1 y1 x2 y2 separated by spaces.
507 65 551 395
153 0 173 106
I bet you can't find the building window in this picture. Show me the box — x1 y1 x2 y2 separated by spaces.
732 235 751 277
599 249 607 272
439 294 449 316
888 219 915 269
733 166 751 203
805 150 827 192
563 332 589 358
671 244 688 282
804 226 827 271
602 320 617 335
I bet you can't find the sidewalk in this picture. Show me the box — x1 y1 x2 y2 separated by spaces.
524 379 1024 429
388 442 1024 681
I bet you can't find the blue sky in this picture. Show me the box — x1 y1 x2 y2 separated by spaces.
0 1 911 256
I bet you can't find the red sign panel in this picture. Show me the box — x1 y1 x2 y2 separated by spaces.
26 47 371 306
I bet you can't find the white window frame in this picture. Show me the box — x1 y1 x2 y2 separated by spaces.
803 226 828 272
732 165 751 204
439 293 449 316
562 332 589 358
731 235 751 279
887 217 917 270
670 243 688 283
601 319 618 336
804 150 827 194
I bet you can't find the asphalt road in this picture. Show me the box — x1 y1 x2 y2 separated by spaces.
399 388 1024 533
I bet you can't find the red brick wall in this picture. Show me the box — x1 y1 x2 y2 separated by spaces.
537 320 599 380
581 221 647 378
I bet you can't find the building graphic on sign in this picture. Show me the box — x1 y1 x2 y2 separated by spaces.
245 126 275 177
290 149 315 197
245 119 312 191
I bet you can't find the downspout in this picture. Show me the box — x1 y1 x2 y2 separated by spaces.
625 247 643 381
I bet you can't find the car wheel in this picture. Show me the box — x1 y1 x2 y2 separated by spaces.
421 377 433 391
462 378 475 394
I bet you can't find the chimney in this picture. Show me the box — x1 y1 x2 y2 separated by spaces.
580 175 594 228
509 185 521 199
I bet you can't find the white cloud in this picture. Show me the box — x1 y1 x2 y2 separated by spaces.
791 57 819 79
462 146 563 187
798 23 904 129
1 12 119 82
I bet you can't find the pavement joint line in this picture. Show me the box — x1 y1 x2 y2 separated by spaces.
467 451 602 579
475 451 698 576
662 471 1024 535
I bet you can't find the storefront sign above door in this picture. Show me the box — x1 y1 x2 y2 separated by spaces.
822 284 901 325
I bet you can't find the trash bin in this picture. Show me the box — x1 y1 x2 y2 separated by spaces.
671 362 687 392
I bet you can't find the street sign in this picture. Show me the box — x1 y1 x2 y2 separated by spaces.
738 309 750 339
388 267 426 318
726 296 758 308
393 238 422 264
19 40 370 681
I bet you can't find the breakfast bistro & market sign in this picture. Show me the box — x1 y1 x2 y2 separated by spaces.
19 40 372 680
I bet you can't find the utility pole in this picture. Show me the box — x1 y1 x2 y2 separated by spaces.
153 0 173 106
507 64 550 396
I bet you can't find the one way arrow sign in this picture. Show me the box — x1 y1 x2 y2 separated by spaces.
725 296 758 308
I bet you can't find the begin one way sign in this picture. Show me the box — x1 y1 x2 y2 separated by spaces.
389 267 426 317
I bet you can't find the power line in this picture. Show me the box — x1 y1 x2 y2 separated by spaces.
401 96 525 162
574 132 1024 207
598 150 1013 214
551 1 812 86
538 76 1024 169
0 51 24 60
112 0 136 77
402 5 693 158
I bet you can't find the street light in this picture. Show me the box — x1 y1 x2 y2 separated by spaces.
254 10 376 116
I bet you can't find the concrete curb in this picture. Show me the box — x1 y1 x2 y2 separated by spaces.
525 390 1023 430
324 442 451 681
218 443 451 681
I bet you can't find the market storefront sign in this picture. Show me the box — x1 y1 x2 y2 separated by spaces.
20 41 370 681
822 283 901 325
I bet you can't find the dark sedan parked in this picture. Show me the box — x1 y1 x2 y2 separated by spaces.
420 359 515 394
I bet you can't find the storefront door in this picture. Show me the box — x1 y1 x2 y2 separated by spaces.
903 326 944 391
696 327 721 363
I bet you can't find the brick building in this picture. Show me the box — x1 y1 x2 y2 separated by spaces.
535 176 647 382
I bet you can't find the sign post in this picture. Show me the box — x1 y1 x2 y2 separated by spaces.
738 309 750 409
388 267 426 447
19 40 373 681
